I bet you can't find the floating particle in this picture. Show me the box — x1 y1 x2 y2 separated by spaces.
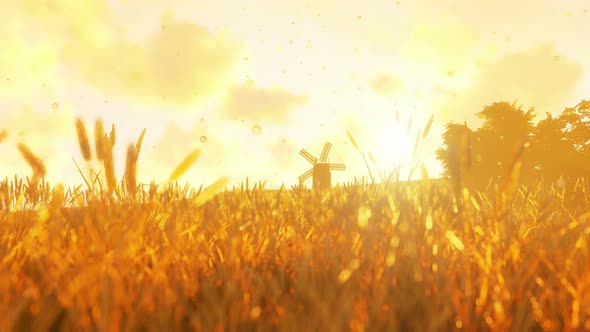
289 40 294 45
199 117 206 123
200 136 208 143
52 102 59 109
553 55 560 62
357 15 363 20
251 124 262 135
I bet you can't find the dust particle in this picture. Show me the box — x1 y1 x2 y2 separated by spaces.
251 125 262 135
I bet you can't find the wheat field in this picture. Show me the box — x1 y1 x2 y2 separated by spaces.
1 121 589 332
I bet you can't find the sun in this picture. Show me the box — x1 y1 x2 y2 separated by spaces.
381 124 413 168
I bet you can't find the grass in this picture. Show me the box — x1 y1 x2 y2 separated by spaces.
0 119 590 331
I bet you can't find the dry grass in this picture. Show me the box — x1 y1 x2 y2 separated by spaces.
1 121 590 332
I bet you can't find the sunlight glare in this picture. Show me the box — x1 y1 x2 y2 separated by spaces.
382 124 413 167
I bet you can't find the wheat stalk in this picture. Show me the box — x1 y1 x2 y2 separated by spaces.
169 148 201 182
125 143 138 195
346 130 375 184
75 118 92 161
17 143 46 179
193 176 228 208
102 134 116 193
110 124 116 147
95 119 105 161
135 128 147 158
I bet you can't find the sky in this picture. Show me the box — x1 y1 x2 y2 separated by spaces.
0 0 589 189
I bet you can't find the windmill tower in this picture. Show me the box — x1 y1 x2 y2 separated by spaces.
299 142 345 190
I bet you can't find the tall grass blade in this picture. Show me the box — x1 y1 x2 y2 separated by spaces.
422 115 434 139
135 128 147 157
169 148 201 182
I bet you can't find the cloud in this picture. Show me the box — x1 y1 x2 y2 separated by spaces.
370 73 404 96
144 118 350 187
400 16 480 70
0 4 62 98
3 1 241 106
142 121 226 179
437 44 583 123
441 0 548 27
222 80 309 123
267 138 299 169
476 44 581 109
0 105 76 182
141 119 275 186
62 11 241 106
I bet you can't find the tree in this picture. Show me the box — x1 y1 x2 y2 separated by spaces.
474 101 535 183
529 113 576 182
560 100 590 153
436 123 475 190
529 100 590 182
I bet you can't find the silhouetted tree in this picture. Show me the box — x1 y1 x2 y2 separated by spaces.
474 101 535 182
560 100 590 152
438 100 590 189
529 113 576 182
436 122 475 191
530 100 590 182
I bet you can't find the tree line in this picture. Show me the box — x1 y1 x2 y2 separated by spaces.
436 99 590 189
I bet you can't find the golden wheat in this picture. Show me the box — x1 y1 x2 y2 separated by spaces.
16 142 46 178
1 118 590 332
422 114 434 139
135 128 146 158
110 124 116 147
102 133 116 193
125 143 138 194
75 118 92 161
94 119 105 161
169 148 201 182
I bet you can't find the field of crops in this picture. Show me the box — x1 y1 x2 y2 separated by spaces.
1 120 590 331
1 172 590 331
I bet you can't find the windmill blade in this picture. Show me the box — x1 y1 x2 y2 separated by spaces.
299 149 318 165
299 168 313 184
329 163 346 171
319 142 332 162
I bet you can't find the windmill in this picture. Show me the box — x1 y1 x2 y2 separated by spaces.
299 142 345 190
